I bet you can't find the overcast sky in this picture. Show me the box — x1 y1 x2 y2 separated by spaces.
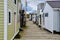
21 0 45 9
21 0 60 13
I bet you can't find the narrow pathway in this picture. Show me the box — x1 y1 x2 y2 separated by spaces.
15 19 60 40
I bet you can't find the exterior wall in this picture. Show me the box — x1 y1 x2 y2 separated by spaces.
7 0 19 40
32 14 36 23
53 10 60 32
29 14 31 20
37 4 40 25
29 14 32 21
43 3 54 32
0 0 4 40
17 0 21 31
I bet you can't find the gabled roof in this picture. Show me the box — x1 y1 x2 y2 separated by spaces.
38 3 45 9
47 1 60 8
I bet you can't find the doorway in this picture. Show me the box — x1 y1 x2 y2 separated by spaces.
14 12 16 33
43 13 45 26
40 15 42 25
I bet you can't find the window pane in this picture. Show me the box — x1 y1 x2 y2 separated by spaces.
9 12 11 23
45 13 48 17
14 0 16 4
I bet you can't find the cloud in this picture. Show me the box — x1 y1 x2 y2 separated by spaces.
21 0 45 13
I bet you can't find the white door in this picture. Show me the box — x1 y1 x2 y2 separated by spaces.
14 12 16 33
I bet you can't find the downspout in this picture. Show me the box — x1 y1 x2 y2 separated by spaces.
4 0 8 40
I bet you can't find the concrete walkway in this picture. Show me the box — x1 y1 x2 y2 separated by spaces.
14 19 60 40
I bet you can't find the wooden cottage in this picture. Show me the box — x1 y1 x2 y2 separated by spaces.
43 1 60 33
32 13 37 23
0 0 21 40
37 3 45 27
29 13 33 21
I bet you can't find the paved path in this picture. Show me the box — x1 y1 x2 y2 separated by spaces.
14 19 60 40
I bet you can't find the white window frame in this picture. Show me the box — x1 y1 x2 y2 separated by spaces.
8 10 12 25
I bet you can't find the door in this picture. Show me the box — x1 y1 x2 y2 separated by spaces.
43 13 45 27
41 13 45 27
40 15 42 25
14 12 16 33
54 11 60 32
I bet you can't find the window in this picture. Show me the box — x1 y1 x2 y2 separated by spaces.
45 13 48 17
8 12 12 24
14 0 16 4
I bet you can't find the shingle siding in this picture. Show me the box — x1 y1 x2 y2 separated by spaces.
0 0 4 40
47 1 60 8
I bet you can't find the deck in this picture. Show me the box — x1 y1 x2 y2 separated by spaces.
14 19 60 40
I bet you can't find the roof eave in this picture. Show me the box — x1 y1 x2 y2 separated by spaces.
53 8 60 11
